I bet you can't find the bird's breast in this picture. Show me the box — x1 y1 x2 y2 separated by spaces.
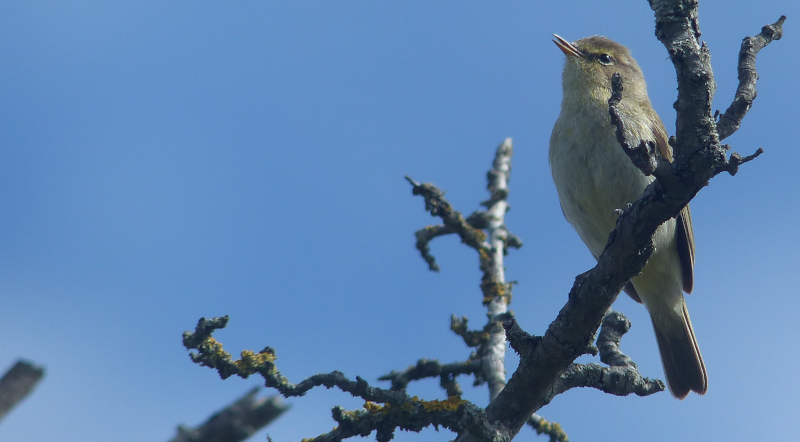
549 101 654 257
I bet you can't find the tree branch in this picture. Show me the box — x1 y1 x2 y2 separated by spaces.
550 311 664 398
169 388 289 442
450 315 490 348
182 317 505 442
413 210 519 273
0 360 44 422
608 74 662 176
478 138 515 401
597 309 638 368
717 15 786 141
405 176 487 253
378 358 482 396
407 139 519 402
549 363 664 398
527 414 568 442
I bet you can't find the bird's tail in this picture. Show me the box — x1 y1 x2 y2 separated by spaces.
650 302 707 399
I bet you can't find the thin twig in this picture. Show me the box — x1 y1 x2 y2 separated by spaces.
527 414 569 442
378 358 481 394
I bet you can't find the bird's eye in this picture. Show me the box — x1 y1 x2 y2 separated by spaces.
598 54 613 65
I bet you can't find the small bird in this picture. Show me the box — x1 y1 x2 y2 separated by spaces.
549 34 707 398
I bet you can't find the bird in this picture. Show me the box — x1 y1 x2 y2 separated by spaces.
548 34 707 399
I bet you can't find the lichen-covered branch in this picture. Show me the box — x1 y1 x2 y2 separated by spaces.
479 138 515 401
405 176 487 253
717 16 786 141
414 224 452 272
408 139 519 403
413 210 518 272
0 360 44 422
183 317 505 442
450 315 490 348
169 388 289 442
379 358 482 397
477 7 783 438
304 397 503 442
527 414 569 442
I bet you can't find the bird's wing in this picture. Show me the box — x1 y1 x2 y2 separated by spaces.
652 121 695 294
676 206 695 293
623 282 642 303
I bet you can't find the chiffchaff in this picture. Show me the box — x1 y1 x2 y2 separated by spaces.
549 35 707 398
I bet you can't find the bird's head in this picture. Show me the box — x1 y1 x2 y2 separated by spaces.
553 35 648 104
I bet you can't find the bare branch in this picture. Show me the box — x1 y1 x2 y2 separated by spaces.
718 146 764 176
504 309 664 406
169 388 289 442
0 360 44 422
550 363 664 398
717 16 786 140
551 310 664 398
597 310 637 368
649 0 720 169
378 358 481 394
608 74 661 176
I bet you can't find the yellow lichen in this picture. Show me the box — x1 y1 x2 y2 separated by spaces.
401 398 417 412
420 396 465 412
234 349 276 374
200 337 234 362
364 401 386 414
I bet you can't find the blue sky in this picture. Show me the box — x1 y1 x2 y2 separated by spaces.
0 1 797 441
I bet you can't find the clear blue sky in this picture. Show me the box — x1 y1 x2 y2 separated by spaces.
0 1 797 441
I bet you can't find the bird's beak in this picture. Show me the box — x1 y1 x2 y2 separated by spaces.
552 34 584 58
